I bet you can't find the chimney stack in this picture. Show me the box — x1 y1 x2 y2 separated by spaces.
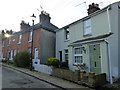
39 11 51 24
87 3 100 15
20 20 30 31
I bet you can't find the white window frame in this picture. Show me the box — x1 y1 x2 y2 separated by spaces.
64 27 70 41
29 31 33 42
8 39 11 45
74 47 83 64
83 18 91 35
64 49 68 62
18 35 22 44
13 50 17 56
2 40 4 47
28 48 32 54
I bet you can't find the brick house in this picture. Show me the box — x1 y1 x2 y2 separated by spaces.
2 11 58 65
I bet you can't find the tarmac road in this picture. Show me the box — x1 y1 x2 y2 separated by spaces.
2 66 62 89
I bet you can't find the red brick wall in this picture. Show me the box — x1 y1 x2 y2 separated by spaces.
2 28 41 59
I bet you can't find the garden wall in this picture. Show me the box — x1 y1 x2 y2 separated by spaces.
52 68 80 82
52 68 107 88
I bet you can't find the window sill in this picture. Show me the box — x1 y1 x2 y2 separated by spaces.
28 40 32 43
73 63 83 66
17 43 21 45
64 39 70 42
83 34 92 37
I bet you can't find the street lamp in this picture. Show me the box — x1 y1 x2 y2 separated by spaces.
2 31 11 61
30 13 36 71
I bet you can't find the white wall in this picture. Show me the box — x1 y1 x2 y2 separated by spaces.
0 35 2 61
107 2 119 78
56 2 120 80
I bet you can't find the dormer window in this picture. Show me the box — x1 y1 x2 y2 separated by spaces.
83 18 91 35
65 27 70 40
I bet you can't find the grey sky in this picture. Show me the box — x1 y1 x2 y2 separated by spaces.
0 0 119 31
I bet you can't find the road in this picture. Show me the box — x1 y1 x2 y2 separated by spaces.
2 66 62 89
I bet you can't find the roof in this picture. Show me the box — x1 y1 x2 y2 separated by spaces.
14 21 58 35
56 1 119 32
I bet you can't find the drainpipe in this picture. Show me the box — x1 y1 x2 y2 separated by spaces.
105 40 113 84
107 6 112 33
105 6 113 84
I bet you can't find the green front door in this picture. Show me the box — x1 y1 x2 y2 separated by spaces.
89 44 101 74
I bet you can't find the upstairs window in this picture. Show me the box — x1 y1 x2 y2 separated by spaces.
18 35 22 44
29 31 33 42
2 40 4 47
8 39 11 45
74 47 83 64
83 19 91 35
65 27 70 40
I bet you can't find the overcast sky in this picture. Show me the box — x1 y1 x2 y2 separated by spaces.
0 0 119 32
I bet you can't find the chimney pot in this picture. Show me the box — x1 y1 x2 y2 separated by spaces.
20 20 30 31
39 11 51 24
87 3 100 15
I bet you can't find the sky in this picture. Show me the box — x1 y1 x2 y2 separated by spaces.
0 0 119 32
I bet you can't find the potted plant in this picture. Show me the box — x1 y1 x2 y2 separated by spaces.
76 63 88 78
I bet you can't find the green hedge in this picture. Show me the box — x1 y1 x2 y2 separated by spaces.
13 51 30 67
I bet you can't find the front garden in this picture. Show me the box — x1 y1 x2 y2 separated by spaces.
45 58 107 88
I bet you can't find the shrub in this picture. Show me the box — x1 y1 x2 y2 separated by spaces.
13 51 30 67
7 60 14 65
60 61 68 69
46 58 60 68
2 59 7 63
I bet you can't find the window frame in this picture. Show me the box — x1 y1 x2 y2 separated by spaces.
74 47 83 65
2 40 4 47
28 31 33 42
8 39 11 45
18 34 22 44
64 27 70 41
83 18 92 35
64 49 68 62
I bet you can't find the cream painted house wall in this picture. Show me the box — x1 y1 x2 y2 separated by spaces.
0 35 2 60
56 2 120 81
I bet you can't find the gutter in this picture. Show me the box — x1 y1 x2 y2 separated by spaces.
68 39 105 46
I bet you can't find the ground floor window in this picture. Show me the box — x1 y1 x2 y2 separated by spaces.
28 48 31 54
13 50 17 56
74 47 83 64
64 49 68 62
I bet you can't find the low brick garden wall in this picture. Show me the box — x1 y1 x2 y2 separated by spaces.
52 68 107 88
88 72 106 87
52 68 80 82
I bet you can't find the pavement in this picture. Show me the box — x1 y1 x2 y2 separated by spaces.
1 63 92 89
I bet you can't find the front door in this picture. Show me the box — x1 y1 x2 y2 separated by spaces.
59 51 62 61
89 44 101 74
